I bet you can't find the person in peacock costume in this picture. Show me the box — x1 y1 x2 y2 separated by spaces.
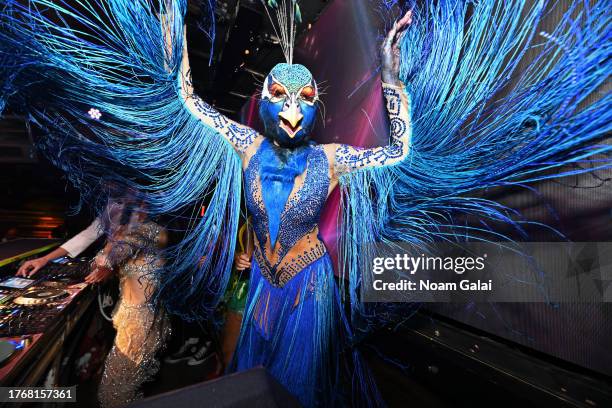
0 0 610 406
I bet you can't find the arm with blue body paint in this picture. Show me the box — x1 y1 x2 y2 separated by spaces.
163 14 261 155
333 82 412 176
330 11 413 177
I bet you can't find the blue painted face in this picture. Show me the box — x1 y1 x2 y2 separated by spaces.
259 63 318 147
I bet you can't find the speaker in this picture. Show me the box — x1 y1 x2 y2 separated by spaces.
127 367 302 408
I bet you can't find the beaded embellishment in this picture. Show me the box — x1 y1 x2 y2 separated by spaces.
334 82 412 175
245 143 330 287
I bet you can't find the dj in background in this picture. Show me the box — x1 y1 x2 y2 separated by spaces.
18 193 171 407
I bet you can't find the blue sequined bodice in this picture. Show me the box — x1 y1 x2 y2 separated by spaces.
245 142 330 286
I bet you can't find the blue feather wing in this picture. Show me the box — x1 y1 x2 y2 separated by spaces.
338 0 611 319
0 0 240 319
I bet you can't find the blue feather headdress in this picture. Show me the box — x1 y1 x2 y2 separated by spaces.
261 0 302 64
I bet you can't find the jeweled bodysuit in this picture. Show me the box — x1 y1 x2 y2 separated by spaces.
245 144 329 287
235 143 340 406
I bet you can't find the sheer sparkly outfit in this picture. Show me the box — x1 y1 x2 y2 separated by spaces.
98 221 171 408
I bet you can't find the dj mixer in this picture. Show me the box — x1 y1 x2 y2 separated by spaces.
0 241 97 385
0 258 91 362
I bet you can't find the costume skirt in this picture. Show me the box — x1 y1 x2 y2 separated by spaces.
231 253 347 407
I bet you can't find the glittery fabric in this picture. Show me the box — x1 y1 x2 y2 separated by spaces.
244 143 330 287
98 221 170 408
98 300 170 408
236 141 342 406
253 226 327 287
104 222 163 269
234 253 343 407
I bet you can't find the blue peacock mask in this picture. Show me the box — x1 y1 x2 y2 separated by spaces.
259 63 319 147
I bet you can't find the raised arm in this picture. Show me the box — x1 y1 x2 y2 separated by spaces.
329 11 413 177
163 13 260 154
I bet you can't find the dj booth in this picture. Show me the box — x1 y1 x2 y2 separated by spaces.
0 239 95 386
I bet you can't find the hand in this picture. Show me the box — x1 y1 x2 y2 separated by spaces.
234 252 251 271
85 255 114 284
381 10 412 86
85 265 114 284
16 257 49 278
94 253 110 269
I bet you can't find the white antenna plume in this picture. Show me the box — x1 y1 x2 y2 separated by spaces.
261 0 302 65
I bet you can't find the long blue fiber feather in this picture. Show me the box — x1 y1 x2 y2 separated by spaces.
0 0 240 320
337 0 611 324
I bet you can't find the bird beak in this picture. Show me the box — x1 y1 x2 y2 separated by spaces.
278 101 304 138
